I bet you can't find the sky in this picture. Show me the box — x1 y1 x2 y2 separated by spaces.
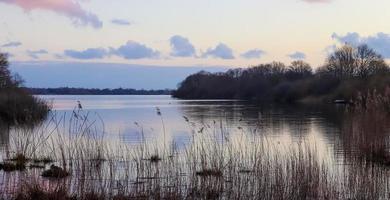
1 0 390 89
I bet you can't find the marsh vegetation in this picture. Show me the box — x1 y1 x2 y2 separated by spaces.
0 90 388 199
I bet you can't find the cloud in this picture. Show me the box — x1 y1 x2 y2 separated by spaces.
202 43 234 59
64 48 107 59
0 0 102 28
170 35 196 57
241 49 265 59
111 19 131 26
1 41 22 47
288 51 306 60
331 32 361 45
60 41 160 60
332 32 390 58
27 49 48 59
112 41 160 59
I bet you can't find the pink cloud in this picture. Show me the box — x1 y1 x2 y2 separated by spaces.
0 0 102 28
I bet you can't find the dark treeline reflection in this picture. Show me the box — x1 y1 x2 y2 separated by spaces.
177 100 345 139
174 44 390 103
177 100 373 164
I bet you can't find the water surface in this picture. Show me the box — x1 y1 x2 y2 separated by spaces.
36 95 345 158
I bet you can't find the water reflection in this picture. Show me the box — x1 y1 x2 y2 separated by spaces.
1 95 348 160
179 101 344 138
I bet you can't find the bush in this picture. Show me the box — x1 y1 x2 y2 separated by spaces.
0 53 50 125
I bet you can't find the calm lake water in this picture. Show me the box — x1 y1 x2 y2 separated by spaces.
36 95 346 159
1 95 385 199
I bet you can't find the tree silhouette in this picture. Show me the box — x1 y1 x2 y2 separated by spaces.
0 53 11 88
322 44 388 78
174 44 390 102
0 52 49 124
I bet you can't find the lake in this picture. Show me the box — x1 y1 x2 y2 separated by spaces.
1 95 388 199
36 95 345 160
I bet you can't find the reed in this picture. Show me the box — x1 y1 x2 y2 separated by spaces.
0 100 390 199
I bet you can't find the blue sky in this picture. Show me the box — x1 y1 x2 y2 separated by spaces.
1 0 390 88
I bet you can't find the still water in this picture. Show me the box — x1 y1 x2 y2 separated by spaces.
37 95 345 159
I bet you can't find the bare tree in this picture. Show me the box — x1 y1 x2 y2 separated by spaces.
287 60 313 80
0 53 11 88
326 45 355 78
0 53 23 88
324 44 389 79
355 44 388 78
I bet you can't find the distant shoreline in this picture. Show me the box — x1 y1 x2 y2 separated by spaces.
26 87 173 95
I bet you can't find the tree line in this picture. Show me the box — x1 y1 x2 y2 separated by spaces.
173 44 390 103
28 87 172 95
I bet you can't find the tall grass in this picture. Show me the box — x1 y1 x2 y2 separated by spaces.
0 102 390 199
342 88 390 166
